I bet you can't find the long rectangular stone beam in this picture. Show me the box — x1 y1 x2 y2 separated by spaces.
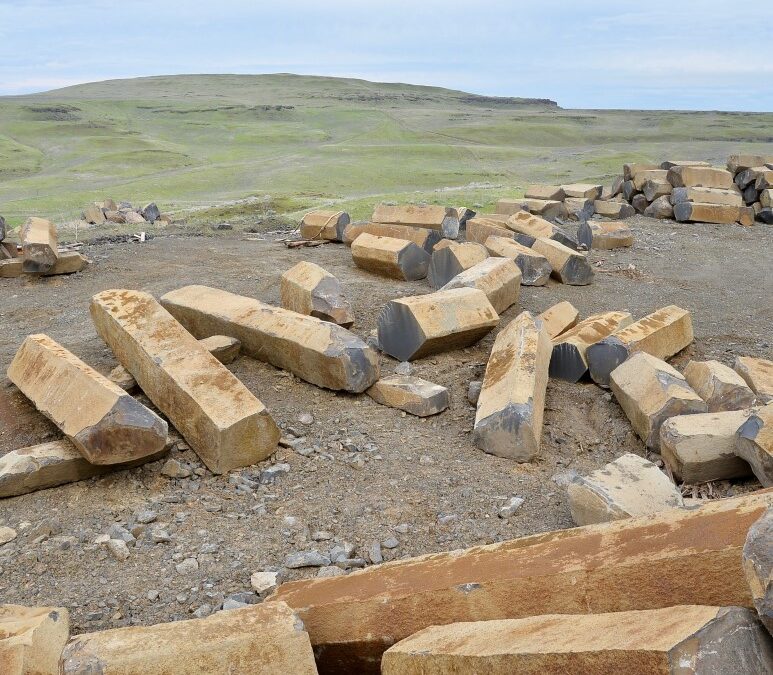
91 290 280 474
269 492 771 674
7 334 168 465
342 222 441 252
371 204 459 238
20 217 58 273
465 218 518 246
351 233 430 281
506 211 579 250
299 210 350 242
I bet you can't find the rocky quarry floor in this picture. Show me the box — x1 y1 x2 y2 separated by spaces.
0 214 771 635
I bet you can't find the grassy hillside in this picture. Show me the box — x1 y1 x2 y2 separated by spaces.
0 73 772 226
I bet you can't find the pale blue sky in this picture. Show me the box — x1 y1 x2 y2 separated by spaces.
1 0 771 110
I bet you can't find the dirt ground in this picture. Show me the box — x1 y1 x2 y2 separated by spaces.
0 214 771 635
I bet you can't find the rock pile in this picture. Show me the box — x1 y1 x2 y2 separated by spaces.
82 199 171 225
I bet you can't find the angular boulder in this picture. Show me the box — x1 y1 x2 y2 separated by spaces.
742 508 773 635
367 375 449 417
537 300 579 339
299 210 350 241
439 257 521 314
83 204 106 224
160 285 379 393
140 202 160 223
660 410 754 484
610 352 707 449
531 238 593 285
735 403 773 486
684 359 757 412
60 602 317 675
586 305 694 387
494 198 528 216
0 604 69 675
483 235 551 286
380 606 773 675
592 200 635 219
506 211 579 249
351 233 430 281
524 185 565 201
197 335 241 365
377 288 499 361
550 311 633 382
734 356 773 404
644 195 674 219
280 261 354 327
518 198 568 220
623 162 660 181
668 166 735 189
92 289 280 473
631 193 649 213
632 169 668 190
41 251 89 276
474 311 552 461
568 453 683 526
7 334 168 465
20 217 58 273
728 153 773 173
642 179 672 202
371 204 459 239
562 183 602 199
563 197 595 221
465 217 518 246
342 222 441 252
427 241 488 289
577 220 633 249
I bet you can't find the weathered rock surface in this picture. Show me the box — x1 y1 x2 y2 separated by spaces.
160 285 379 393
465 217 517 246
672 186 744 207
20 217 58 273
592 200 635 219
280 261 354 327
269 492 772 674
494 198 527 216
342 222 441 252
632 169 668 190
197 335 241 365
0 439 168 499
7 334 168 465
550 311 633 382
439 257 521 314
474 311 552 461
380 606 773 675
562 183 602 199
642 178 672 202
378 288 498 362
537 301 579 339
644 195 674 219
60 602 317 675
483 235 551 286
742 508 773 635
83 204 106 224
371 204 459 238
563 197 595 221
92 289 280 473
660 410 754 484
610 352 707 449
531 238 593 285
568 453 683 525
623 162 660 181
631 193 649 213
507 211 579 249
684 360 757 412
351 233 430 281
736 403 773 486
519 198 568 220
728 153 773 173
586 305 694 387
299 209 350 241
367 375 449 417
524 185 565 201
427 242 488 289
140 202 160 223
668 166 735 189
0 604 69 675
577 220 633 249
735 356 773 404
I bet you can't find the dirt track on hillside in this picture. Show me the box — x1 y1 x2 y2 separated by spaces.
0 215 771 634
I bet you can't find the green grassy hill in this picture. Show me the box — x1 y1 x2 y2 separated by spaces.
1 73 771 225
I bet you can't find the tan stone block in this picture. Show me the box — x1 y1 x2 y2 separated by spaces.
351 233 430 281
101 198 117 211
160 285 378 393
342 222 441 251
742 508 773 635
0 439 168 499
735 356 773 404
105 210 126 224
562 196 595 221
644 195 674 219
108 365 137 391
524 185 565 201
464 217 516 246
586 305 694 387
592 200 635 219
505 211 579 249
378 288 498 361
531 237 593 285
0 604 69 675
739 206 755 226
577 220 633 250
371 204 459 238
642 178 672 201
668 166 734 189
550 311 633 382
494 198 527 216
92 289 280 473
754 170 773 190
736 403 773 486
367 375 449 417
610 352 707 449
728 153 773 173
41 252 89 276
537 301 579 339
661 160 712 170
671 186 744 207
83 204 106 225
124 211 147 225
483 235 551 286
439 257 520 314
561 183 602 199
380 606 772 675
684 360 757 412
660 410 754 484
0 259 23 278
7 334 168 465
60 602 317 675
20 217 58 273
269 492 772 674
761 189 773 208
280 261 354 327
623 162 659 181
299 209 350 241
197 335 241 364
474 311 551 461
427 242 488 289
568 453 683 525
632 169 667 191
518 198 568 220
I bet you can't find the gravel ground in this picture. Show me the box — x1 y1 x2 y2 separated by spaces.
0 214 771 634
